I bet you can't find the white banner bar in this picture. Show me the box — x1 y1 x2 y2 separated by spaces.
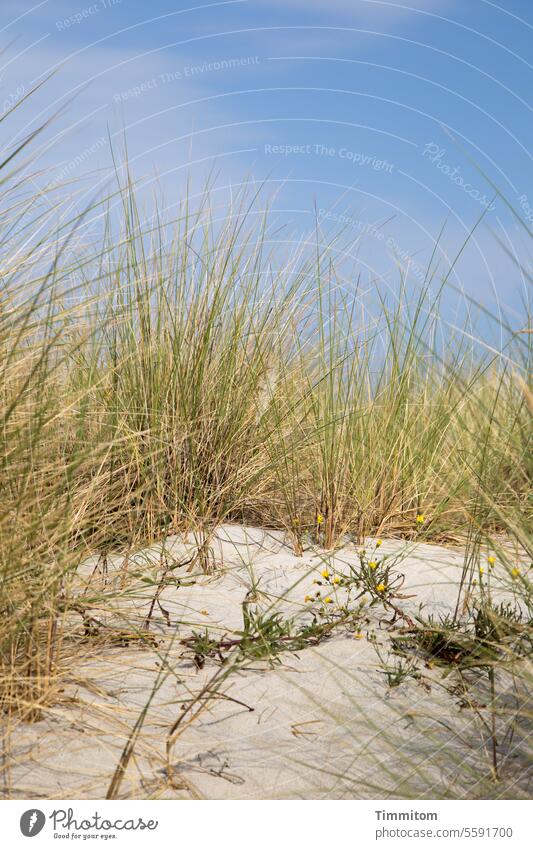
2 799 530 848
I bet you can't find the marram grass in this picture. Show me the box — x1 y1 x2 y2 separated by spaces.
0 94 531 799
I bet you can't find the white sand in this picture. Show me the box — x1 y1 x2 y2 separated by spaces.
3 526 530 800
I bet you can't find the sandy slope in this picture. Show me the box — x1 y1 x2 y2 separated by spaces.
3 526 530 800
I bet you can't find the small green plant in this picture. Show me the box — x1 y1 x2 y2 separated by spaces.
184 629 225 670
315 541 417 626
373 642 424 688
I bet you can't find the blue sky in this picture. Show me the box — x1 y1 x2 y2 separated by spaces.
1 0 531 320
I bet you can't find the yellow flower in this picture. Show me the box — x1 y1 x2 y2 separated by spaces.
321 569 331 579
369 561 378 570
376 583 386 593
304 595 313 603
324 596 333 604
479 566 484 575
487 556 496 565
376 539 383 547
511 568 520 578
333 576 341 585
416 514 425 525
354 633 363 640
317 513 325 525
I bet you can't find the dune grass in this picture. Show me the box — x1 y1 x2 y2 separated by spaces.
0 95 531 798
